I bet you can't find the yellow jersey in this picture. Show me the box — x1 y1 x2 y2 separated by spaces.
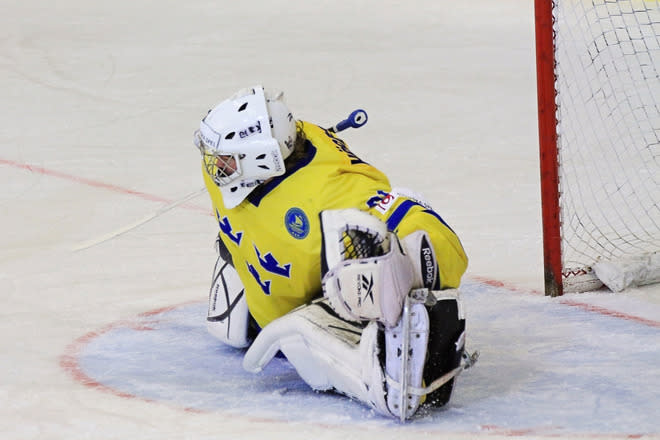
202 121 467 328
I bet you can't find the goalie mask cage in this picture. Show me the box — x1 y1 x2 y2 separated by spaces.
535 0 660 296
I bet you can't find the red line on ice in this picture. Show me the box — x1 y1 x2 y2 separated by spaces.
0 157 211 215
59 305 204 414
558 299 660 329
59 321 154 401
470 275 660 329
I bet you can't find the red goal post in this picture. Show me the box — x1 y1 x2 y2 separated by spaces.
535 0 660 296
535 0 563 297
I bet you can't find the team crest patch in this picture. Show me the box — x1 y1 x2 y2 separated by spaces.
284 207 310 239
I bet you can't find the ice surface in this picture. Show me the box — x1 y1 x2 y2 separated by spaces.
1 1 658 439
71 281 659 434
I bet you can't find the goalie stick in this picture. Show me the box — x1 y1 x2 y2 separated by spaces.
328 109 368 133
391 288 479 422
73 109 369 251
73 187 207 251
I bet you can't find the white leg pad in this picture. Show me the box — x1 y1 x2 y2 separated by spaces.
242 300 391 416
384 301 430 419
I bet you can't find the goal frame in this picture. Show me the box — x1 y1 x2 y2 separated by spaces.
535 0 660 296
535 0 563 297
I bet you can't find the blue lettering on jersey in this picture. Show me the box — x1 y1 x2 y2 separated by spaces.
254 245 291 277
247 262 271 295
324 129 367 166
216 210 243 245
366 190 390 208
284 207 310 239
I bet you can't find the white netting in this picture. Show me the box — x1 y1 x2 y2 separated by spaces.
553 0 660 291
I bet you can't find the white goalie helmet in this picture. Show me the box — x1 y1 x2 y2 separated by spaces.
194 85 296 209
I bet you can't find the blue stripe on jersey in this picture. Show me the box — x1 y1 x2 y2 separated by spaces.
385 200 417 231
421 208 455 234
386 200 455 234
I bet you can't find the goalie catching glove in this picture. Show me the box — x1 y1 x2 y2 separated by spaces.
319 209 439 328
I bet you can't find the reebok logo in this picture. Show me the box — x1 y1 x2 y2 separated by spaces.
356 273 375 307
420 236 436 288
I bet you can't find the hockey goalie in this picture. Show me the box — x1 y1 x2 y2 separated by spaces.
194 85 477 421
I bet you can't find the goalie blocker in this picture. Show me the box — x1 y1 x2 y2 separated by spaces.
243 209 476 420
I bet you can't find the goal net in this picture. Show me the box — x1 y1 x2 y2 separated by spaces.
535 0 660 295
